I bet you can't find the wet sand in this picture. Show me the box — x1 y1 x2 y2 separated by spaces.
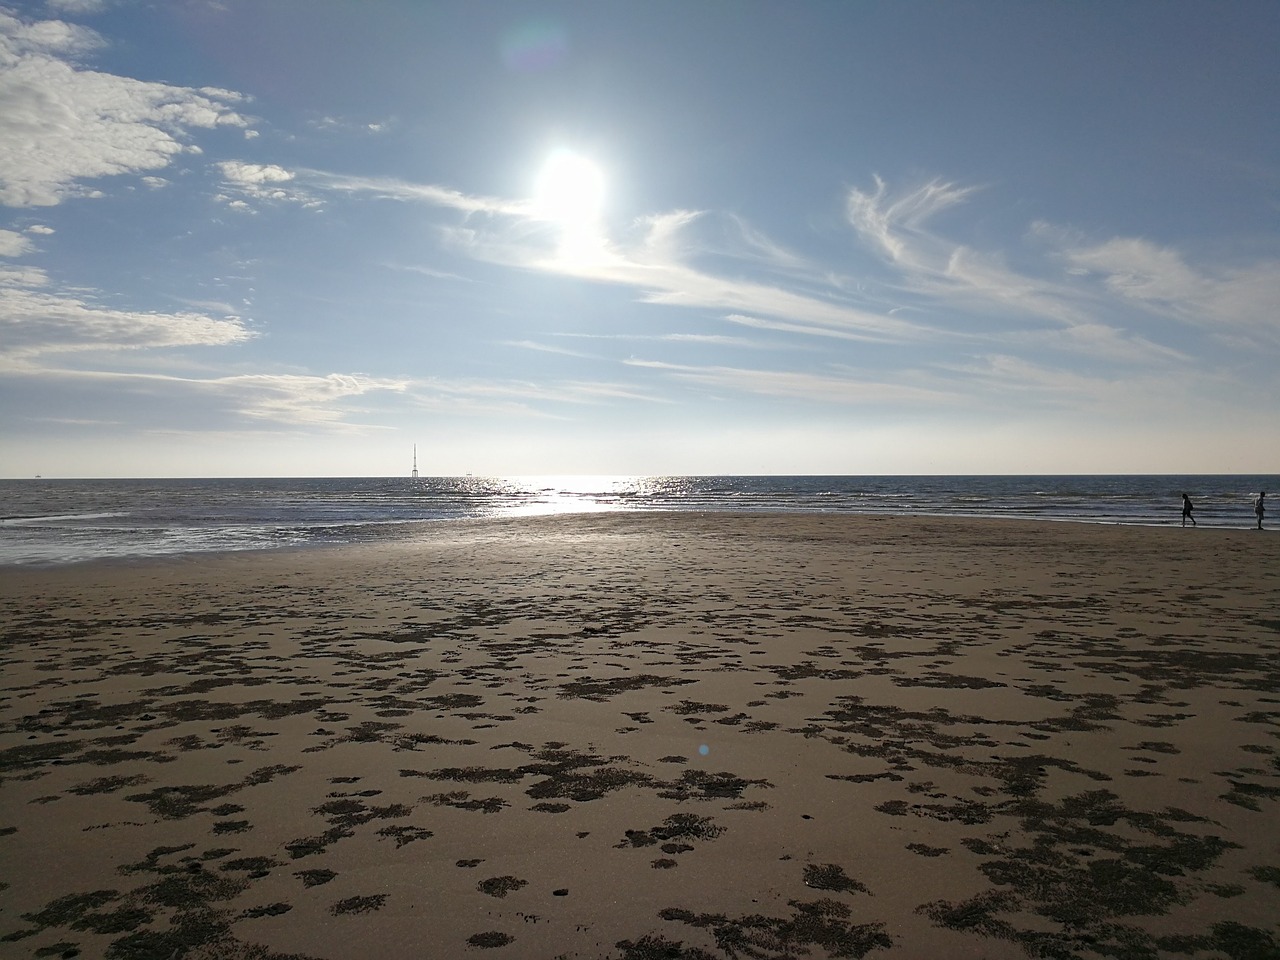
1 513 1278 959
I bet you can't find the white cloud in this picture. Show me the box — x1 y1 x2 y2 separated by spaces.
27 223 55 234
1 13 101 57
0 228 33 256
0 10 250 207
0 286 253 363
215 160 315 207
219 161 293 186
0 264 50 286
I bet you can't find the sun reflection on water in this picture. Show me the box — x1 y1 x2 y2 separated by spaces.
453 475 696 518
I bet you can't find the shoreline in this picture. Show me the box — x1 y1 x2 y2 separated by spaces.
2 513 1278 958
1 506 1272 571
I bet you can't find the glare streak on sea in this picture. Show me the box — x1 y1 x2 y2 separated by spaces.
0 475 1274 566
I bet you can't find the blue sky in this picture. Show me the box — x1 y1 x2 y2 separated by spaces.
2 0 1277 478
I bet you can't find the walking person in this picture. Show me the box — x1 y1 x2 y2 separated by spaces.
1256 491 1266 530
1181 493 1196 527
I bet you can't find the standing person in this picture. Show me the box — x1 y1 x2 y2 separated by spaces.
1256 491 1266 530
1181 493 1196 527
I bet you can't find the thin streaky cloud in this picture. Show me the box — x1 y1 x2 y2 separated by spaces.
723 313 894 344
624 358 954 406
724 214 812 273
416 376 667 412
1002 322 1191 366
841 176 1255 366
846 178 1096 329
933 353 1205 415
298 169 533 218
296 171 929 344
385 263 477 283
7 366 409 428
550 331 766 349
499 339 595 359
1060 236 1280 343
846 175 979 263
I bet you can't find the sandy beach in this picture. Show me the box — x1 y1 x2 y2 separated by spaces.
1 513 1277 960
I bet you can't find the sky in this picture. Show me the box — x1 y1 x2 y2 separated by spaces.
1 0 1278 478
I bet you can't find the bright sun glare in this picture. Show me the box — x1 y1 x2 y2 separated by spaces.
533 150 605 227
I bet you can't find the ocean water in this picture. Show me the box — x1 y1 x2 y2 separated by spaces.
0 475 1273 566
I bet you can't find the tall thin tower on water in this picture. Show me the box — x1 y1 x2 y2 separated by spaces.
411 444 419 479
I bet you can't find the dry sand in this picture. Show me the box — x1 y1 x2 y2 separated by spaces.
0 513 1277 960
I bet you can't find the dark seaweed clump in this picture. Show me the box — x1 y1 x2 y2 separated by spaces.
656 899 892 959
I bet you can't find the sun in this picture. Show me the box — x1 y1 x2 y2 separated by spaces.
533 150 605 227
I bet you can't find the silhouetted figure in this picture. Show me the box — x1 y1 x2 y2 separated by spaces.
1256 491 1266 530
1181 493 1196 527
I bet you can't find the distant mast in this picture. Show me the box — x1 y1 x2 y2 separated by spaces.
411 444 419 479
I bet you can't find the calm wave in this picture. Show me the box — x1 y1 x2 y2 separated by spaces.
0 475 1273 566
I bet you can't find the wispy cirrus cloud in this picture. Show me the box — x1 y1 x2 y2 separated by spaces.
499 339 594 359
1058 235 1280 344
161 141 1278 423
550 331 766 349
723 312 895 344
299 169 533 218
929 352 1240 416
845 176 1094 328
44 0 108 15
0 10 251 207
844 176 1280 366
283 170 926 344
846 175 979 265
212 372 408 425
412 375 667 417
624 358 953 406
0 262 414 430
4 366 410 429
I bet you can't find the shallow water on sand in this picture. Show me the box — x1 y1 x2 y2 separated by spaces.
0 474 1273 564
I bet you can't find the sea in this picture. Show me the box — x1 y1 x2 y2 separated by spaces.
0 475 1274 567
